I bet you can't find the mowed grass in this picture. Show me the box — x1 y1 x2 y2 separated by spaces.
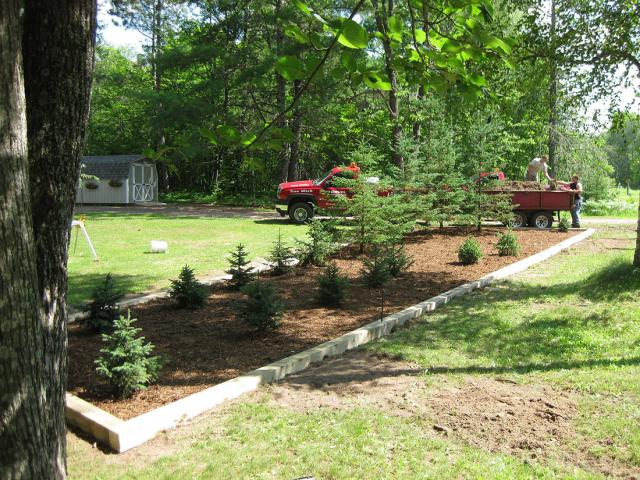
368 224 640 468
67 224 640 479
67 213 305 305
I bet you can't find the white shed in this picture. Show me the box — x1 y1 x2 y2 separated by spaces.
77 155 159 204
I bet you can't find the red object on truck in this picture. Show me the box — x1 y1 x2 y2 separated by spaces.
276 163 578 228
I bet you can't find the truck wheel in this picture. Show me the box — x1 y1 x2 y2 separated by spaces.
511 211 528 228
531 211 554 229
288 202 313 224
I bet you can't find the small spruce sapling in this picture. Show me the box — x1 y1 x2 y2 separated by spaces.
384 243 414 277
239 281 285 332
169 265 206 308
83 273 122 333
458 237 483 265
268 230 295 275
95 311 163 398
298 219 337 266
558 216 570 232
316 262 350 307
227 243 253 289
361 244 392 288
496 228 521 256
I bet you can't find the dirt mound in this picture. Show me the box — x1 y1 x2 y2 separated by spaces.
423 377 575 456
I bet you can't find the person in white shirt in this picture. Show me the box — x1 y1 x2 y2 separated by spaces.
526 154 553 182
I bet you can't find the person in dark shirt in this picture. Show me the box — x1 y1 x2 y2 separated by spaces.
557 175 583 227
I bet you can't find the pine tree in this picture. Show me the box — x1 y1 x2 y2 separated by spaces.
298 219 337 266
95 311 163 398
336 175 415 253
226 243 253 289
316 262 350 306
268 230 295 275
169 265 206 308
83 273 122 333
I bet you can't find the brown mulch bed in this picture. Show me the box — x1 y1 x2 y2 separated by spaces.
67 227 576 419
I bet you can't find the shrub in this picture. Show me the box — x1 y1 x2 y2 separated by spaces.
361 245 392 288
268 230 295 275
496 229 521 257
298 219 337 266
83 273 122 333
558 216 570 232
226 243 253 289
317 263 350 307
458 237 483 265
239 281 285 332
169 265 206 308
95 311 163 398
384 243 414 277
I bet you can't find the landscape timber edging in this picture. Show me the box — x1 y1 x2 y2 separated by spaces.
66 228 595 452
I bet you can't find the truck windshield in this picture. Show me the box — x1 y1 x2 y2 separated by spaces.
314 171 332 185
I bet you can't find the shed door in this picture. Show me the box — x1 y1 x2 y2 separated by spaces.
132 163 155 202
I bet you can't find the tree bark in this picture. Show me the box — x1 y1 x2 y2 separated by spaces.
287 80 302 181
274 0 290 183
634 190 640 268
2 1 97 477
548 0 558 175
0 2 53 478
373 0 403 171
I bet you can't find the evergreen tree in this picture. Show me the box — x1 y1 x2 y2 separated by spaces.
268 230 295 275
95 311 164 398
169 265 206 308
226 243 253 289
298 219 338 266
84 273 122 333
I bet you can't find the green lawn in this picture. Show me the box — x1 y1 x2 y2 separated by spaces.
68 213 305 305
67 224 640 479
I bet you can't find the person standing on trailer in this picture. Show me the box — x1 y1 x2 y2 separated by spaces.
526 154 553 182
558 175 583 228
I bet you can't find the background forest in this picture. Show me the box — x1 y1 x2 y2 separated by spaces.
86 0 639 210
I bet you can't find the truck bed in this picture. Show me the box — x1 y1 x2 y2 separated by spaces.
488 189 576 211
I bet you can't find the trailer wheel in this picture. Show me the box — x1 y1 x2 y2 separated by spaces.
288 202 313 224
510 211 528 228
531 211 554 229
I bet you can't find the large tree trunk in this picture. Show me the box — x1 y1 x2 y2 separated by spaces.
634 190 640 268
287 79 302 181
152 0 169 192
548 0 558 175
274 0 290 183
3 1 97 477
373 0 403 171
0 1 52 477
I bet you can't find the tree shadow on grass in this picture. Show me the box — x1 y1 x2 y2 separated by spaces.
67 272 156 307
370 254 640 376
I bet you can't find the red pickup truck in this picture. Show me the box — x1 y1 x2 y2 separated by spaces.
276 164 577 228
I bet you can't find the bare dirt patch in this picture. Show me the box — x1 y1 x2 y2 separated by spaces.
267 350 639 479
67 227 575 419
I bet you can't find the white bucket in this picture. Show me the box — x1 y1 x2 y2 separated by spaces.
150 240 168 253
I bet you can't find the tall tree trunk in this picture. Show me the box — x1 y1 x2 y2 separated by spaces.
0 1 52 477
412 85 424 139
288 80 302 181
1 1 96 477
153 0 169 192
373 0 403 171
274 0 289 183
548 0 558 175
634 190 640 268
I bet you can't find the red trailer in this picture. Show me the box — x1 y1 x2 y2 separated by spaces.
489 189 578 228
